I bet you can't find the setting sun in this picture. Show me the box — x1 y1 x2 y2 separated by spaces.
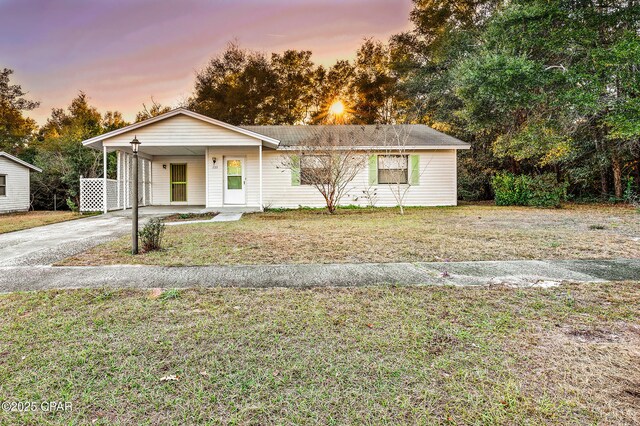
328 100 345 116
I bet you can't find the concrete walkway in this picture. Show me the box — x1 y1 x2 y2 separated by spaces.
164 212 243 226
0 259 638 292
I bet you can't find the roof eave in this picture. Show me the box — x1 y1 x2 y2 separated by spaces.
81 108 281 149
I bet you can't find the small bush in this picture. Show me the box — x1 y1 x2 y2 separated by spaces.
492 172 567 208
492 173 531 206
528 174 568 208
139 218 165 252
66 197 78 212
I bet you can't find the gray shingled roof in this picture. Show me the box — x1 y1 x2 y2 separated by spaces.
240 125 469 148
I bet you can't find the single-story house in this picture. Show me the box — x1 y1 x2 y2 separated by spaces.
80 108 470 212
0 152 42 214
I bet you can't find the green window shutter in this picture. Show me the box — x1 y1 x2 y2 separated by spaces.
368 155 378 185
291 155 301 186
410 154 420 185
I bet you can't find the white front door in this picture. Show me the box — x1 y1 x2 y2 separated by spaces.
224 157 245 205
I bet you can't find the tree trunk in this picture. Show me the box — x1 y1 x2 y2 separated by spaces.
612 155 623 199
600 168 609 197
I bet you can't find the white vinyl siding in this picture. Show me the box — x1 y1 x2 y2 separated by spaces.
206 147 261 208
262 150 458 209
151 156 205 205
0 156 31 213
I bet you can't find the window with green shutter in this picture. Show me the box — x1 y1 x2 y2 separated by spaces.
410 154 420 185
368 155 378 185
291 155 300 186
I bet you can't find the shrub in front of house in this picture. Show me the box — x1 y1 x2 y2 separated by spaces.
492 172 567 208
139 218 165 252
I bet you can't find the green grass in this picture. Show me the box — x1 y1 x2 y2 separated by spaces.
0 211 91 234
61 203 640 267
0 283 638 425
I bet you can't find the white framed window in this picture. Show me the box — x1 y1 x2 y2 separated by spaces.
300 155 330 185
0 175 6 196
378 155 408 184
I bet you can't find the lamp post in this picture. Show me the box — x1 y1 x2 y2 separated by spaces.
130 136 141 254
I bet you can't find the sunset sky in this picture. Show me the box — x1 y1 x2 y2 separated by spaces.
0 0 414 124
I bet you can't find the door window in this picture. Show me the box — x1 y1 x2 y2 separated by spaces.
227 160 242 190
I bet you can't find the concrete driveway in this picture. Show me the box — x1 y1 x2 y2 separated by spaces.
0 207 205 267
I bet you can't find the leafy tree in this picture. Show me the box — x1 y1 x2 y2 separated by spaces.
351 39 407 124
190 42 277 125
311 60 357 123
103 110 129 131
32 92 123 209
0 68 39 155
394 0 640 201
269 50 316 124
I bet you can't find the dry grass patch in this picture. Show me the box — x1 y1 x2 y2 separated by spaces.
0 211 86 234
0 283 638 425
61 204 640 267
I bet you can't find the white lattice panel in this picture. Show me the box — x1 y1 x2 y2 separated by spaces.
80 178 104 212
82 153 153 212
80 178 119 212
106 180 118 210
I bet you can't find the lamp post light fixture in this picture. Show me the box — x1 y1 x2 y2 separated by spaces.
130 136 141 254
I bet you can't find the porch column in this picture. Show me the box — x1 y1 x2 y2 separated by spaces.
103 145 108 214
149 158 153 206
205 147 209 208
259 144 263 210
142 158 146 206
116 151 121 209
123 153 129 210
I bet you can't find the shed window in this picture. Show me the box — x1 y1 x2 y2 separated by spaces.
300 155 330 185
0 175 5 196
378 155 408 184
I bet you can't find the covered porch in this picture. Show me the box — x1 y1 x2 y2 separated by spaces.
79 108 280 214
79 144 267 213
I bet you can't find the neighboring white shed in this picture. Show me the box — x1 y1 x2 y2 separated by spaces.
0 152 42 214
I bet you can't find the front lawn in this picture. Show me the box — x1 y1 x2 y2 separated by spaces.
0 283 637 424
0 211 86 234
61 204 640 266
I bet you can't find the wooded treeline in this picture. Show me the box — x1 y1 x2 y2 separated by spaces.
1 0 639 209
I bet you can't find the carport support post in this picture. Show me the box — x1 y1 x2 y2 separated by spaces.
131 137 141 255
103 146 108 214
